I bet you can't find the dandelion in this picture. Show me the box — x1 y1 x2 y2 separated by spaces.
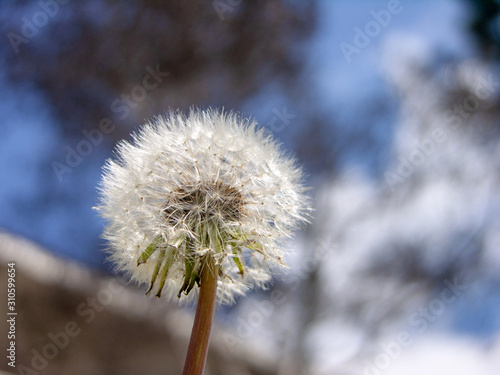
96 108 309 375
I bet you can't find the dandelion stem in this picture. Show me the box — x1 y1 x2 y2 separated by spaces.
182 256 218 375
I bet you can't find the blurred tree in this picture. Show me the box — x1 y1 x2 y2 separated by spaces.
464 0 500 58
2 0 316 141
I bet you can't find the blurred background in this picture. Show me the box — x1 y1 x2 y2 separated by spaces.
1 0 500 374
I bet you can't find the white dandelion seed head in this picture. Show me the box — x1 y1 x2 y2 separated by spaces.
96 108 309 304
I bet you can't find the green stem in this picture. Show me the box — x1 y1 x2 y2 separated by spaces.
182 256 218 375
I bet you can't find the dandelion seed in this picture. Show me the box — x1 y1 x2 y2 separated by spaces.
96 108 309 304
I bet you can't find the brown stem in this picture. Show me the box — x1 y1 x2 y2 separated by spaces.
182 257 218 375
